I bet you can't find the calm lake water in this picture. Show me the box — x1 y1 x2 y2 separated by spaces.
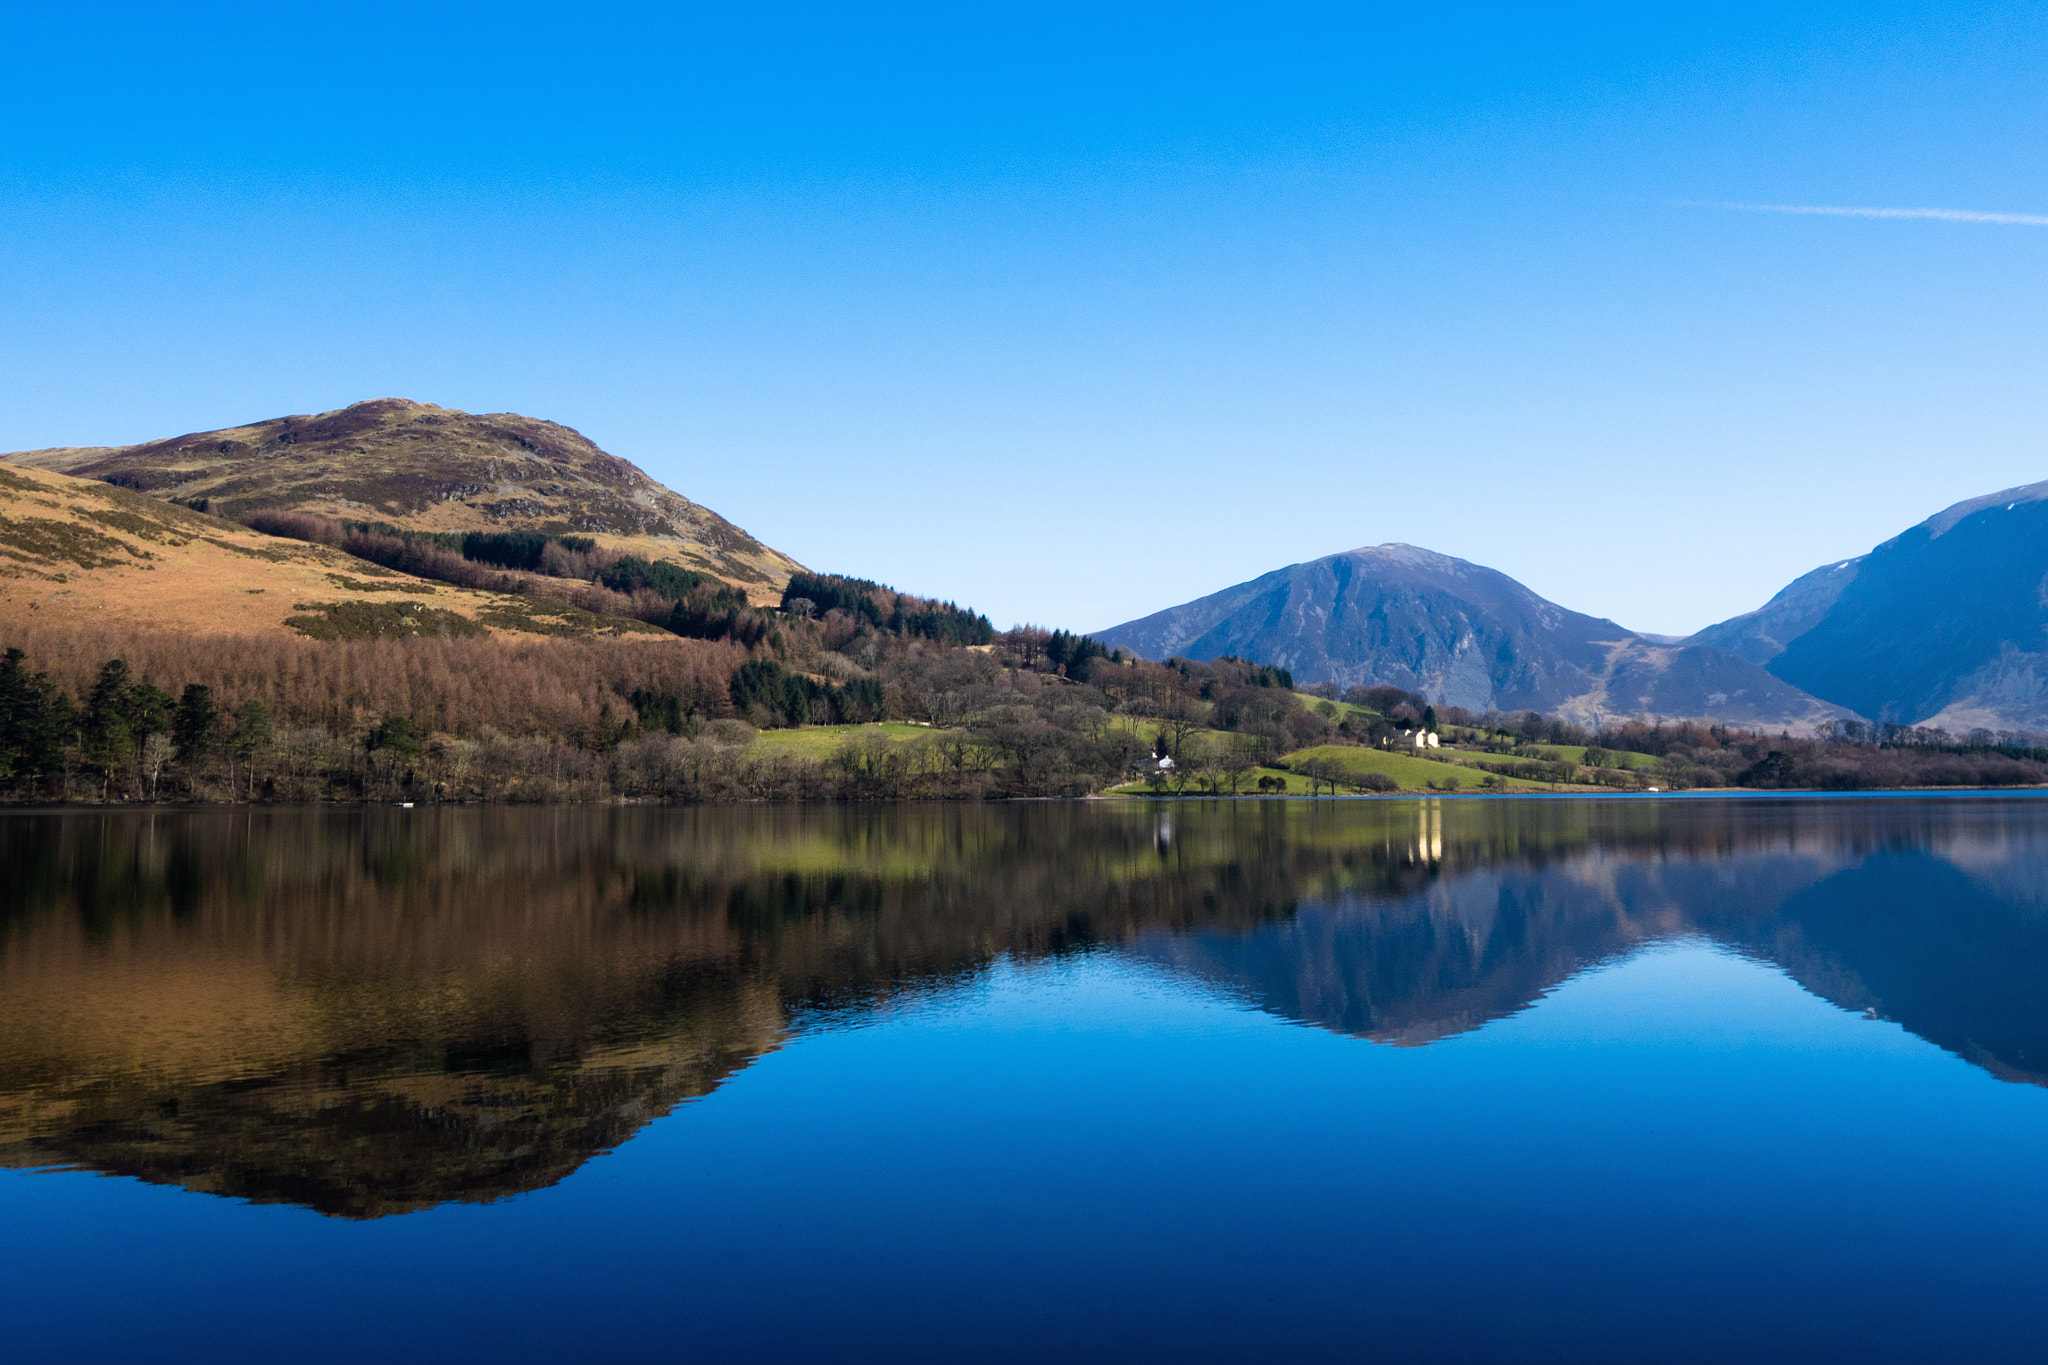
5 796 2048 1362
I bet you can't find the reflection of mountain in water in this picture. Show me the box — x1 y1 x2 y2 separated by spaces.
4 798 2047 1217
1138 871 1642 1045
1139 841 1844 1044
1723 851 2048 1087
13 1023 778 1220
1141 805 2048 1075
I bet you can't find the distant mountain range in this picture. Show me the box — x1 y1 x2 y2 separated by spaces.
12 398 2048 733
1688 480 2048 731
1096 544 1846 728
1100 478 2048 732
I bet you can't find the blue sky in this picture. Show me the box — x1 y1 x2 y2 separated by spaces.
4 2 2045 635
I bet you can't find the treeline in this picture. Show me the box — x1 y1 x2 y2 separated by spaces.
0 613 1347 803
1429 708 2048 791
13 570 2048 805
240 509 739 629
231 511 605 576
782 572 994 646
238 515 1002 662
1129 673 2048 795
1 622 743 746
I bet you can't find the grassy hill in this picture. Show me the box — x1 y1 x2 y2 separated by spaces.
1096 729 1636 796
4 398 804 600
0 462 663 640
1277 744 1579 792
744 722 1584 797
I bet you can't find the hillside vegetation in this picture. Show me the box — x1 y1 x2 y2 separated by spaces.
7 402 2047 804
4 397 805 594
0 462 663 641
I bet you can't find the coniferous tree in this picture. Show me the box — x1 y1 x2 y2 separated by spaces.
172 684 219 764
231 699 273 798
82 660 138 793
233 699 273 755
369 715 423 759
0 648 75 785
130 683 175 742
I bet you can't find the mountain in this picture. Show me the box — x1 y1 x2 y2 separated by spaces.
1096 543 1849 727
4 397 803 593
1683 558 1862 667
1686 479 2048 731
0 460 671 640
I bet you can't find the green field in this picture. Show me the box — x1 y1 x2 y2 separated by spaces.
1106 765 1315 797
743 714 1658 794
1444 748 1544 770
1294 696 1375 722
1281 745 1576 792
1105 745 1588 796
1432 739 1661 773
749 722 936 757
1537 744 1662 771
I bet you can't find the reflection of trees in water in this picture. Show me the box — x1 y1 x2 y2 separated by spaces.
2 797 2044 1216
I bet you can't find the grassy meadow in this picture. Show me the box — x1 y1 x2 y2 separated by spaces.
734 700 1644 799
749 722 937 757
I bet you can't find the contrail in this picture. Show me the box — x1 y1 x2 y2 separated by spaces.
1709 201 2048 227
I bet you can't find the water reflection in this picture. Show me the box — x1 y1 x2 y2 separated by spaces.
4 796 2046 1217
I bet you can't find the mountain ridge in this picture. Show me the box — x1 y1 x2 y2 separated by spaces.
4 398 804 593
0 460 671 640
1097 543 1849 728
1686 477 2048 730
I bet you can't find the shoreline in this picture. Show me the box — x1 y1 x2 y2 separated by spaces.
7 785 2048 813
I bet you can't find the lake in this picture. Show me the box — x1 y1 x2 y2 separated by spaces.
4 796 2048 1362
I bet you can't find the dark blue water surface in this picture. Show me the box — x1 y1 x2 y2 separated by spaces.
5 796 2048 1362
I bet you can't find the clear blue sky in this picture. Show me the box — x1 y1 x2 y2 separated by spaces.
4 3 2045 636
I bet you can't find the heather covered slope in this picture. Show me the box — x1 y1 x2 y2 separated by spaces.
5 398 804 592
0 461 663 641
1098 543 1846 727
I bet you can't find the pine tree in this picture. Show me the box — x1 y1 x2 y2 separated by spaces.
130 683 175 741
173 684 219 763
232 699 273 755
232 699 273 799
82 660 137 795
368 715 421 758
0 649 76 788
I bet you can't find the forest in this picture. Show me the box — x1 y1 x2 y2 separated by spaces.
0 608 1320 802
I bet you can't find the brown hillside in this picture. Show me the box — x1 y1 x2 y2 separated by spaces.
5 397 804 593
0 461 666 641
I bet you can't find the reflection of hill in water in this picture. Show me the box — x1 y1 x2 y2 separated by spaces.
4 798 2047 1216
1143 804 2048 1075
1722 851 2048 1087
1138 844 1843 1044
